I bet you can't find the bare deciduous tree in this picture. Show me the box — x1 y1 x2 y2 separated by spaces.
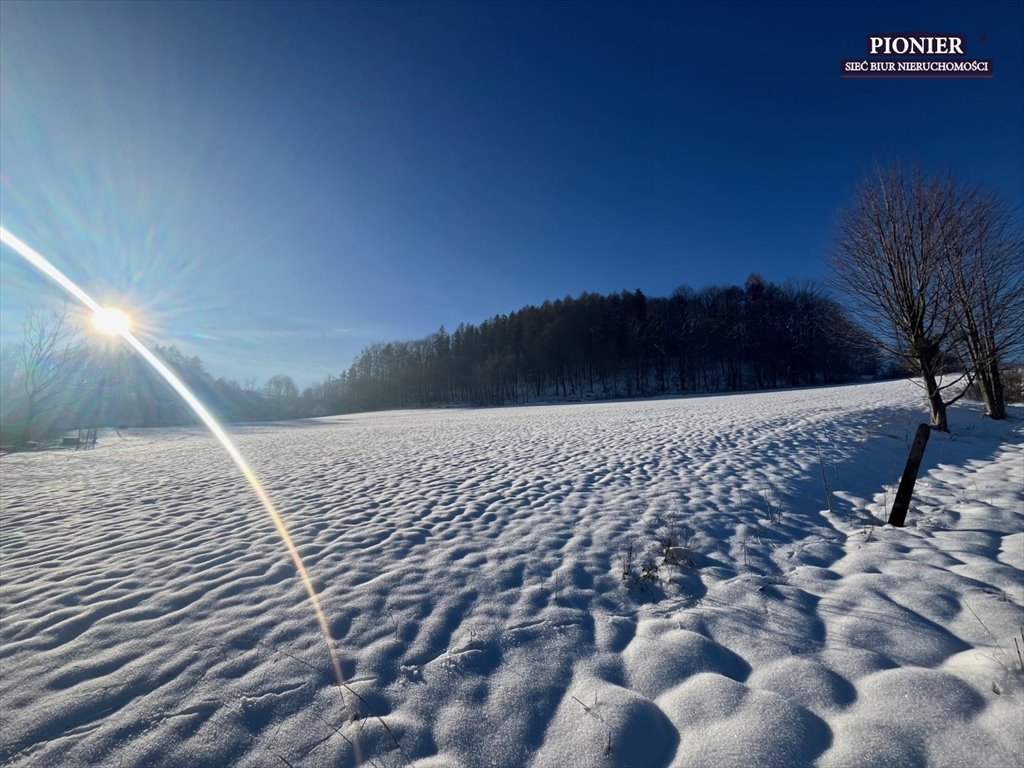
940 185 1023 420
830 167 972 431
264 373 298 399
16 305 84 443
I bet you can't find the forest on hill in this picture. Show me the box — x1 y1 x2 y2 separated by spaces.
306 274 879 411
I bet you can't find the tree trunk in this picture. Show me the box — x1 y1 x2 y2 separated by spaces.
964 321 1007 421
921 368 949 432
979 359 1007 420
18 393 37 445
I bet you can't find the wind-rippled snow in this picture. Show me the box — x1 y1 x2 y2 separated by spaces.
1 380 1021 767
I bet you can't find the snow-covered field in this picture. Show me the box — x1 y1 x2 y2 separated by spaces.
1 380 1021 768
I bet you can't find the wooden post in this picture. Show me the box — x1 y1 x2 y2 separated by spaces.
888 423 932 527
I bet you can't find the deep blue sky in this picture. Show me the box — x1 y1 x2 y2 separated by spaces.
2 1 1021 386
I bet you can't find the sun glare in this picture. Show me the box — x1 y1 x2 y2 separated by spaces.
0 226 349 709
92 307 132 335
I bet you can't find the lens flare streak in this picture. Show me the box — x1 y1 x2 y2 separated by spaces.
0 226 346 692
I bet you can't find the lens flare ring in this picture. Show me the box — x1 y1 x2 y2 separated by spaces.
0 226 347 693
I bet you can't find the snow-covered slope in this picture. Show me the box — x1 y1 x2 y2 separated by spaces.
1 380 1021 767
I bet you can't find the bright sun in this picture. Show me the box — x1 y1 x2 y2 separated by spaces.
92 307 132 335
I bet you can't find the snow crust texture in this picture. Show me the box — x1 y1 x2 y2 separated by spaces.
1 381 1021 767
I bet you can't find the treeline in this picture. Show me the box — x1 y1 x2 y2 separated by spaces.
0 321 309 444
2 276 882 443
305 275 880 412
